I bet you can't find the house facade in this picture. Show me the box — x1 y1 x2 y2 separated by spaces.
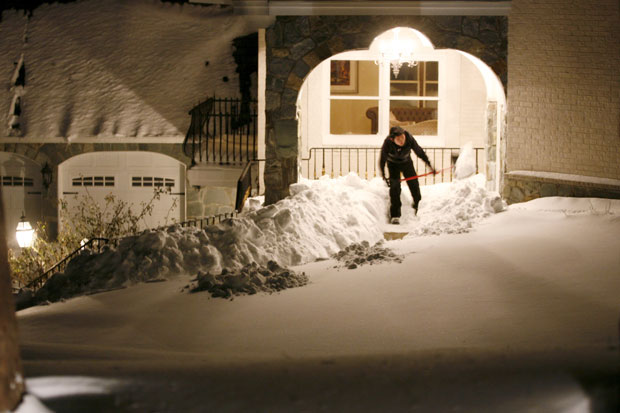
1 0 619 248
0 0 269 247
263 11 508 204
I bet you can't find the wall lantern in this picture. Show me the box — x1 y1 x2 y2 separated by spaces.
376 28 418 78
41 162 53 190
16 212 35 248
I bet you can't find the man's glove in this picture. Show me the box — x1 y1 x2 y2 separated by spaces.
429 166 437 175
383 177 390 187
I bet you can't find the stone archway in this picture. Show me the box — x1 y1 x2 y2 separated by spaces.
264 15 507 205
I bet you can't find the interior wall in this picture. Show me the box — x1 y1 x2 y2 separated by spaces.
458 54 487 147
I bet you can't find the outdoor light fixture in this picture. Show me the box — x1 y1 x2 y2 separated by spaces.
16 212 35 248
41 162 53 190
376 28 418 78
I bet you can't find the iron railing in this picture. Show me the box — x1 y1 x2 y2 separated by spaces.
183 96 258 166
236 162 253 212
300 147 485 186
25 237 114 291
170 212 237 230
21 212 242 292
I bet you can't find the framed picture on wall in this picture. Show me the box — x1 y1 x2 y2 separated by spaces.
330 60 358 93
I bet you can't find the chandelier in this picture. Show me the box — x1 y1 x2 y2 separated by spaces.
376 28 418 78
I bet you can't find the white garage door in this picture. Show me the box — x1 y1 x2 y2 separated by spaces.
0 152 44 250
59 152 186 233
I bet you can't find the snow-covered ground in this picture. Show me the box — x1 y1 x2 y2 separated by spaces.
13 174 620 412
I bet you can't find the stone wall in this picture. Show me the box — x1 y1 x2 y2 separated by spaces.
506 0 620 180
264 15 507 204
503 172 620 204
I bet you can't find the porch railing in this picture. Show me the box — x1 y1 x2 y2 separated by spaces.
183 96 258 166
169 212 237 230
300 147 485 186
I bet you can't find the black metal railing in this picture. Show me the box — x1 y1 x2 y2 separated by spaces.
235 159 266 212
236 161 253 212
21 212 240 292
183 96 258 166
25 237 114 291
300 147 485 186
168 212 237 230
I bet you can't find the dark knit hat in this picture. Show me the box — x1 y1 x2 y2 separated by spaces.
389 126 405 138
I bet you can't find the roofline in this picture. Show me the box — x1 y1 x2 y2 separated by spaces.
189 1 511 16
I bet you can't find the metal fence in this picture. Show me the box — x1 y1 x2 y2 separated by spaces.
300 147 485 186
172 212 237 230
19 212 240 293
25 237 114 291
183 97 258 166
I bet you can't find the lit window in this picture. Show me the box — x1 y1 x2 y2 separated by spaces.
329 60 379 135
389 62 438 136
329 60 439 136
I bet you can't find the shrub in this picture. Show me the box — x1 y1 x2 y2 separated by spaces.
9 187 176 287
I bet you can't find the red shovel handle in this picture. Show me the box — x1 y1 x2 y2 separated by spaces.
399 166 453 182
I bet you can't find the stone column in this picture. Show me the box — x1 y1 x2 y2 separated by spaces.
485 101 498 190
264 117 299 205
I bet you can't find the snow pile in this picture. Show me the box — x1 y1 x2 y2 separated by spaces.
189 261 309 299
332 240 403 269
26 172 506 304
32 174 386 303
453 142 477 180
12 395 53 413
395 174 506 236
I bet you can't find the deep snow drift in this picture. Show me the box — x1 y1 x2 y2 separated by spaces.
29 173 505 303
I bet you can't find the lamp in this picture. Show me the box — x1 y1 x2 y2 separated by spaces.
376 28 418 78
16 212 35 248
41 162 52 190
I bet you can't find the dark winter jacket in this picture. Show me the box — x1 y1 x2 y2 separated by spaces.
379 130 431 178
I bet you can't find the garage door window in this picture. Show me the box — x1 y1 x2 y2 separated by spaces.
1 176 33 186
132 177 174 188
72 176 115 187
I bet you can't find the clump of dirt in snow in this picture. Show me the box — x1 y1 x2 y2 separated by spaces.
189 260 308 299
332 240 403 269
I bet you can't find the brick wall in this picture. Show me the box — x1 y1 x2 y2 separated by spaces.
506 0 620 180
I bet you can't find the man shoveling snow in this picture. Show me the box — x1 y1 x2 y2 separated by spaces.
380 126 437 224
